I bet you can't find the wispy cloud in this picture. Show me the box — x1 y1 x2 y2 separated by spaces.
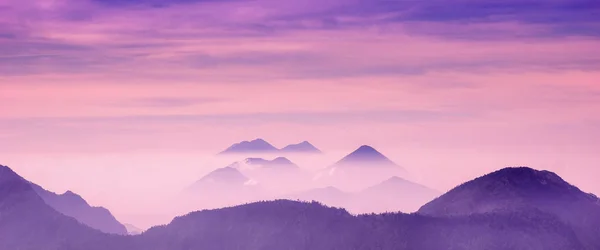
120 97 223 108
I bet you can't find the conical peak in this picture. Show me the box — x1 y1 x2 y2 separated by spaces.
356 145 377 153
344 145 388 160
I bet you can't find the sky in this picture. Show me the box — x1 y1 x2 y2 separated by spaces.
1 0 600 228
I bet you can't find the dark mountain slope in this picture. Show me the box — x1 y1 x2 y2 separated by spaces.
419 166 600 249
0 165 130 250
132 200 581 250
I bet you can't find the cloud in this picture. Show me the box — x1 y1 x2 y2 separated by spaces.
120 97 223 108
1 0 599 79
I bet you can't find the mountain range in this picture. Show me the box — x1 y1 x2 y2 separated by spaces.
2 164 596 250
30 183 127 235
219 139 322 154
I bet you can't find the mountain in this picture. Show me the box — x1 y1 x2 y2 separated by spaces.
229 157 310 195
0 165 126 250
219 139 322 155
285 186 351 208
334 145 398 167
182 167 263 210
133 200 582 250
285 177 439 214
280 141 322 154
418 167 600 249
0 164 588 250
242 157 299 169
30 183 127 235
314 145 409 191
354 176 440 213
219 138 278 154
185 167 257 190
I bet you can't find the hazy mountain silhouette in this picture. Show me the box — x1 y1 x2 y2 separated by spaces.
241 157 299 169
0 164 590 250
219 138 278 154
0 165 126 250
280 141 322 154
230 157 310 195
182 167 263 210
314 145 410 191
285 186 351 208
288 177 439 214
30 183 127 235
354 176 440 213
219 139 322 155
191 167 252 186
418 166 600 249
335 145 398 167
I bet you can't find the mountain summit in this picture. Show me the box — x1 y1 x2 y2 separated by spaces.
418 166 600 249
313 145 410 191
219 139 278 154
335 145 398 167
280 141 322 153
418 167 596 216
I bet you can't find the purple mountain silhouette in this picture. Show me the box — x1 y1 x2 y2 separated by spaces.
0 164 592 250
419 166 600 249
334 145 398 167
0 165 115 249
30 183 127 235
229 157 309 195
284 176 438 214
285 186 350 208
363 176 438 195
280 141 322 153
191 167 251 187
354 176 440 213
313 145 409 190
219 138 278 154
243 157 299 169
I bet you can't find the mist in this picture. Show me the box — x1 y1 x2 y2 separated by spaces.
2 147 599 230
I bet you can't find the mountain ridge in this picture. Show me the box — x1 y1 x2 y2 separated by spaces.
418 166 600 249
219 139 322 154
0 164 594 250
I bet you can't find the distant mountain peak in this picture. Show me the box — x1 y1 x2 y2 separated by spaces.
219 138 278 154
357 144 376 151
280 141 322 153
201 167 248 182
335 145 396 166
382 176 408 183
